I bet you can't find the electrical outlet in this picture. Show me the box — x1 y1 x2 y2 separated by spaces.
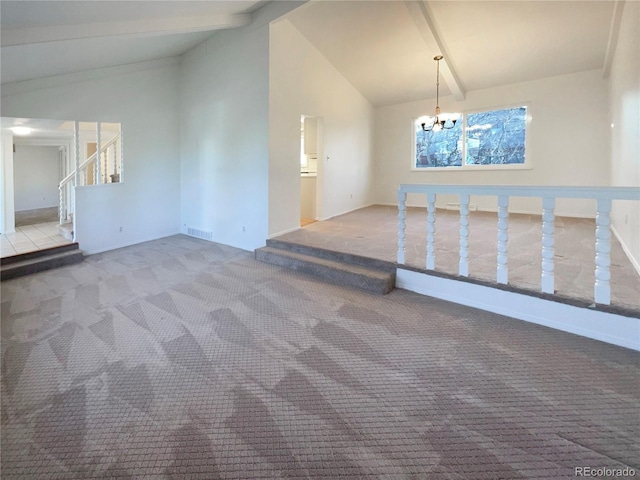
119 226 123 232
242 226 246 232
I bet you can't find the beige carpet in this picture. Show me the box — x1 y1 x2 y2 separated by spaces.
275 205 640 313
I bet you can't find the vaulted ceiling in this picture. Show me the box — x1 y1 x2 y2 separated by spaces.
1 0 619 107
0 0 264 84
285 1 617 106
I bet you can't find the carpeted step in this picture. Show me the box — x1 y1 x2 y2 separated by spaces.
266 239 396 272
1 244 84 281
255 246 395 294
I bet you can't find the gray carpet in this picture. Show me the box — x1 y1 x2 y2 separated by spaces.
276 205 640 312
1 235 639 479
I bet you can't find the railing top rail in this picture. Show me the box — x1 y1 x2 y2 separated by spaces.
60 171 75 188
398 184 640 201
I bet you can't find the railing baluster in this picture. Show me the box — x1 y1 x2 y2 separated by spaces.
541 197 555 294
594 198 612 305
104 148 109 183
59 187 64 224
426 192 436 270
397 190 407 264
74 121 80 186
496 195 509 284
459 194 470 276
118 130 123 182
95 122 101 185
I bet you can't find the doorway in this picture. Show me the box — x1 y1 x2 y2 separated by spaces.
300 115 319 227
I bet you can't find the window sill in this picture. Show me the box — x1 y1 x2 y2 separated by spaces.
411 164 532 172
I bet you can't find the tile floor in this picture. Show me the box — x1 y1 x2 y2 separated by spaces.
1 222 71 258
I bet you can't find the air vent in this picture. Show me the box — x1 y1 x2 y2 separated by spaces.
187 228 213 241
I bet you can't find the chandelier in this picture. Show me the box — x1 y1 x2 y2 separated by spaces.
420 55 460 132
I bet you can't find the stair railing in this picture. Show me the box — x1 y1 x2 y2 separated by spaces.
397 184 640 306
58 132 122 225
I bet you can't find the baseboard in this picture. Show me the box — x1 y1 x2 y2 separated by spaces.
268 203 376 237
396 268 640 351
81 230 181 255
268 226 301 239
317 203 375 221
611 224 640 277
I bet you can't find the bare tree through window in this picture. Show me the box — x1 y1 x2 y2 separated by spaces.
414 106 527 168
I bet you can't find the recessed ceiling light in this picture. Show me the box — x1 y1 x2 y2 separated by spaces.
11 126 32 136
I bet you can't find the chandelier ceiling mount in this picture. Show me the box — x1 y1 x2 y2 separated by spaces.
420 55 460 132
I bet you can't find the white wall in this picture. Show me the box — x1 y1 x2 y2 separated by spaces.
179 3 302 251
13 145 59 211
374 69 610 217
0 133 16 233
269 18 375 237
609 1 640 272
1 58 182 254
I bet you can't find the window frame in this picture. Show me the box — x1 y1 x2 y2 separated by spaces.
411 103 532 172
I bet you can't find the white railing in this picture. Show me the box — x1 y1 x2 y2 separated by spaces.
58 131 122 225
397 184 640 306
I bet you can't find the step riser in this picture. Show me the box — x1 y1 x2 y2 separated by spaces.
266 239 395 272
1 243 80 266
58 221 73 242
1 252 84 281
256 249 394 295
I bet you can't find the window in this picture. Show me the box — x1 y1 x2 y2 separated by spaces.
415 120 462 168
413 106 528 170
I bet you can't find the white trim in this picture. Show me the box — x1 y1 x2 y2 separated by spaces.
396 268 639 351
268 203 376 239
268 226 301 239
316 203 376 222
612 224 640 276
412 164 533 172
80 230 181 255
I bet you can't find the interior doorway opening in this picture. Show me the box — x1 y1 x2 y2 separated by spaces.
300 115 320 227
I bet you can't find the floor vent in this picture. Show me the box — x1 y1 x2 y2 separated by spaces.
446 203 478 212
187 228 213 241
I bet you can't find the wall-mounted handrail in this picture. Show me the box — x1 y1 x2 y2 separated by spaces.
397 184 640 306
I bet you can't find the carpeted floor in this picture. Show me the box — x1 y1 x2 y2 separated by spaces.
276 205 640 312
1 234 638 478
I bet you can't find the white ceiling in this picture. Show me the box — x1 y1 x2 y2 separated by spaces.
1 1 618 107
0 0 264 84
286 0 616 106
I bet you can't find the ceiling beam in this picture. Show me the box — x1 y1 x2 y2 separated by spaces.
404 0 465 101
1 13 251 47
602 0 625 78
